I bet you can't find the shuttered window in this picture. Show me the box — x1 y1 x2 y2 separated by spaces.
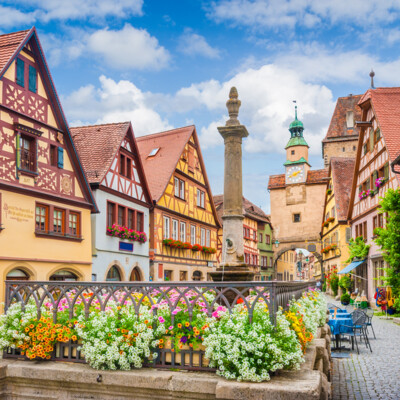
57 147 64 168
16 58 24 87
369 129 374 152
384 163 389 180
29 65 37 93
346 227 351 243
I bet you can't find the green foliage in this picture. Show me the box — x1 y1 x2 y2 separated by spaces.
338 275 352 292
322 281 327 292
346 236 370 263
340 293 350 304
330 275 339 296
394 298 400 313
374 188 400 297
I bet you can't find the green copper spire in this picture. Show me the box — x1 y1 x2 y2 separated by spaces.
286 102 308 148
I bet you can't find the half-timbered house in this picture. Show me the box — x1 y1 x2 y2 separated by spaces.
71 122 152 281
0 28 97 300
137 126 220 281
347 87 400 301
321 157 354 282
213 195 272 279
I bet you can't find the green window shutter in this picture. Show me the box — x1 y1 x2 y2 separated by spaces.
366 178 370 190
372 171 377 188
358 184 362 194
15 133 21 170
369 129 374 152
346 227 351 243
57 147 64 169
384 163 389 180
376 128 380 141
16 58 24 87
29 65 37 93
363 143 368 155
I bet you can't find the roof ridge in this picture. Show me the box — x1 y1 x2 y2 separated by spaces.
70 121 130 130
136 125 194 141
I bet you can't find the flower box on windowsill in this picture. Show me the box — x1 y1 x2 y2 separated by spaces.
35 230 84 242
106 224 147 243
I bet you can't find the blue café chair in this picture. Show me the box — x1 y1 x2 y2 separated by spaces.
339 310 372 354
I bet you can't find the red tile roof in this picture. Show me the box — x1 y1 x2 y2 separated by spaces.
268 169 328 189
330 157 355 221
137 126 194 201
359 87 400 163
323 94 362 142
213 195 271 225
71 122 131 183
0 29 31 76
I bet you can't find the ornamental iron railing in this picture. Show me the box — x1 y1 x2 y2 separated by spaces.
4 280 316 370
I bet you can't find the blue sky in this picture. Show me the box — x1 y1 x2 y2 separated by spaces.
2 0 400 212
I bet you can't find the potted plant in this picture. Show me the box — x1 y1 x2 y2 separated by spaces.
340 292 350 305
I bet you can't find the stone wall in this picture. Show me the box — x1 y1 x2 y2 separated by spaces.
323 140 358 168
0 324 332 400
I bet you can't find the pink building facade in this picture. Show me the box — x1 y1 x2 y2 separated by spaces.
348 88 400 301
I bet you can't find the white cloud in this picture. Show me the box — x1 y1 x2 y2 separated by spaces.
178 29 221 59
64 75 172 136
0 5 36 28
199 117 226 148
7 0 143 23
207 0 400 29
87 24 170 70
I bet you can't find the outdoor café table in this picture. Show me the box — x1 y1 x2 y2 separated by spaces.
328 312 353 350
329 309 348 314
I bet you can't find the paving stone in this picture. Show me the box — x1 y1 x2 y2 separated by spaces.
329 297 400 400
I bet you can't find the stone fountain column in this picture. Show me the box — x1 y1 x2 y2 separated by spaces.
211 87 255 283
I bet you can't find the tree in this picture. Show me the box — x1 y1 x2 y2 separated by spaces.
374 188 400 296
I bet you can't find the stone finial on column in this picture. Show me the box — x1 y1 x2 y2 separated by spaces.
226 87 241 126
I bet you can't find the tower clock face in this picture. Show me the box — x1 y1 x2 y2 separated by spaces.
286 165 305 184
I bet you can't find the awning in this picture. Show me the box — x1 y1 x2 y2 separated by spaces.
338 259 366 275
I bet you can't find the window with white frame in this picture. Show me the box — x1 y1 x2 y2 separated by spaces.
174 177 185 200
163 216 170 239
200 228 205 246
174 177 179 197
197 189 205 208
172 219 178 240
180 221 186 242
206 229 211 247
191 225 196 244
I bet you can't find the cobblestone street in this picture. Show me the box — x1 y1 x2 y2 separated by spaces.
331 308 400 400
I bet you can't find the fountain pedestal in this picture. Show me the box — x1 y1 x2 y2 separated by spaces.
210 87 255 292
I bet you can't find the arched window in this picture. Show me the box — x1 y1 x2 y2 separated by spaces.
49 270 78 281
106 265 121 281
192 270 202 281
6 268 29 281
129 267 142 281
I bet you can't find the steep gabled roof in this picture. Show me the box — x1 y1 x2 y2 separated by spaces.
71 122 129 183
71 121 152 205
0 27 97 212
213 195 271 225
329 157 355 222
268 169 329 190
0 29 30 75
323 94 362 142
137 125 221 226
359 87 400 163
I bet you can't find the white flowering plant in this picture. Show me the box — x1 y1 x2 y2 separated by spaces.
0 288 327 381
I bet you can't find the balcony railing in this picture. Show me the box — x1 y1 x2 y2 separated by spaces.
4 280 316 370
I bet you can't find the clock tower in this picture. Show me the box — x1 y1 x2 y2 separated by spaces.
284 105 310 185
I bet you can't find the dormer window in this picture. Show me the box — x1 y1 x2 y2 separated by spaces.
148 148 160 157
346 111 354 129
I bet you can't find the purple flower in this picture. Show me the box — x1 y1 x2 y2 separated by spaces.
180 336 188 344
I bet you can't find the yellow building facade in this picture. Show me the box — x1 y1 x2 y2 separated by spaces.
321 158 355 276
276 250 296 281
0 29 97 301
137 126 220 281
